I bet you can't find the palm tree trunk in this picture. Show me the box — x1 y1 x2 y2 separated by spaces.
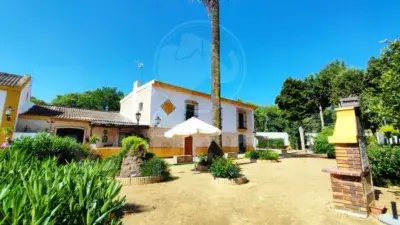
210 0 222 150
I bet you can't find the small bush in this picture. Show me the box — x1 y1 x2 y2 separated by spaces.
119 136 148 157
258 150 279 160
140 157 170 178
10 133 87 163
209 157 240 179
257 138 284 149
244 151 259 159
367 144 400 187
197 153 209 166
314 127 335 158
89 135 100 144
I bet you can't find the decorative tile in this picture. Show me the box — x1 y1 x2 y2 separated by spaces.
161 100 175 115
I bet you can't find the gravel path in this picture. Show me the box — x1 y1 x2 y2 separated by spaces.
120 158 381 225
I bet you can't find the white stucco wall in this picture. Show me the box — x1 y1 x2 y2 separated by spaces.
17 80 34 114
149 85 254 133
0 90 7 125
119 92 134 119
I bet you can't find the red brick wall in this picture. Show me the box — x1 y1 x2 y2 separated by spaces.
330 174 368 216
334 144 362 170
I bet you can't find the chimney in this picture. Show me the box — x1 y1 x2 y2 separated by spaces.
133 80 140 91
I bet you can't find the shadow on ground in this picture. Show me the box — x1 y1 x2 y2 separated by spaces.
164 176 180 183
282 153 328 158
122 203 155 216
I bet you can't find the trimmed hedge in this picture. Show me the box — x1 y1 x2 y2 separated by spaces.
119 136 149 157
244 151 259 159
257 138 285 149
367 144 400 187
314 127 335 158
258 150 279 160
140 157 170 178
9 132 88 163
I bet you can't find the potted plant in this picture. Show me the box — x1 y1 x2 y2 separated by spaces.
209 157 248 185
196 154 209 172
244 151 259 163
89 135 100 149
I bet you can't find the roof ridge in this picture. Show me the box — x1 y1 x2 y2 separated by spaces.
39 105 120 113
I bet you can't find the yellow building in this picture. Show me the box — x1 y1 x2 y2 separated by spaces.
0 73 32 143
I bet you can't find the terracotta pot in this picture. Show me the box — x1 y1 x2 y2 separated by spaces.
196 164 209 172
369 201 385 215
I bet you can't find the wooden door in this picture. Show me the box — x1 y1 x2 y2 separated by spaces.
184 136 193 155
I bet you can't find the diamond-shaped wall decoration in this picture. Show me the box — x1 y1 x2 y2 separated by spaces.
161 100 175 115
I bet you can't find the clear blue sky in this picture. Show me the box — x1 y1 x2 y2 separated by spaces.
0 0 399 105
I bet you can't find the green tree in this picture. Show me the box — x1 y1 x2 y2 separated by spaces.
275 78 316 122
305 60 346 128
51 87 125 111
331 68 365 105
361 39 400 127
31 96 47 105
254 105 286 132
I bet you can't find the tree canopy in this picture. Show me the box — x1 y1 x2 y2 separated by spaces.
50 87 125 111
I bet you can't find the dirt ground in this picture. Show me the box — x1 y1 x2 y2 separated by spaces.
120 158 398 225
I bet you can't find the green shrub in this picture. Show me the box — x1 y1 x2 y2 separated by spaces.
139 157 170 178
0 149 124 224
367 135 378 145
145 152 155 160
314 127 335 158
367 144 400 187
244 151 259 159
197 153 209 166
258 150 279 160
10 133 88 163
89 135 100 144
379 125 395 138
119 136 148 157
257 138 285 149
209 157 240 179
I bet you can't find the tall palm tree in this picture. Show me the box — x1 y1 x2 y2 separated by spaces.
200 0 223 151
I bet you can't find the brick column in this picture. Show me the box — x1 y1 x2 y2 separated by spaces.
323 101 375 218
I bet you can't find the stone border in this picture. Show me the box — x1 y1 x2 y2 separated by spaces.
213 177 248 185
196 164 209 172
117 176 164 186
257 159 281 163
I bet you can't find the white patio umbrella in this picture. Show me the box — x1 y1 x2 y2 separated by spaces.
164 117 221 172
164 117 221 138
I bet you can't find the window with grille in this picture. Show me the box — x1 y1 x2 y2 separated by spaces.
238 111 247 129
138 102 143 111
185 104 198 120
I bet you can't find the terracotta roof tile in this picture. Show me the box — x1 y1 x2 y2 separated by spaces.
0 72 29 87
21 105 139 126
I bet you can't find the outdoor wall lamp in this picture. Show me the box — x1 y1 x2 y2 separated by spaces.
155 116 161 127
5 106 13 121
135 112 141 125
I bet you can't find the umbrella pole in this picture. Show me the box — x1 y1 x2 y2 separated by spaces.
192 135 200 174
